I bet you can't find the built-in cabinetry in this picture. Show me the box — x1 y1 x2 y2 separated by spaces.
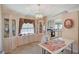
2 4 47 53
3 33 43 53
3 17 47 53
0 5 3 53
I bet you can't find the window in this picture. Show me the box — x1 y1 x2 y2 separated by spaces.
54 23 62 31
20 23 34 35
54 19 62 31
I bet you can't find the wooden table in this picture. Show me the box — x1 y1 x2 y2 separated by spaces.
39 38 74 54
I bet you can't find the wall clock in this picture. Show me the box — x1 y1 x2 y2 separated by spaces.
64 19 73 29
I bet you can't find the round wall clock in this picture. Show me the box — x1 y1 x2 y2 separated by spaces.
64 19 73 29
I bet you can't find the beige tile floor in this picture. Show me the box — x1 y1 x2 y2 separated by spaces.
8 42 72 54
9 42 42 54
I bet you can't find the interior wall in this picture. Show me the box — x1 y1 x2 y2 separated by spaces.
62 11 78 53
0 5 3 52
50 14 63 37
51 11 79 53
2 5 26 37
2 5 48 37
1 5 27 52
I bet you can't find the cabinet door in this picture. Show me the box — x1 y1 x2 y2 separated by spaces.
12 19 16 36
3 38 12 53
38 20 43 33
4 18 9 38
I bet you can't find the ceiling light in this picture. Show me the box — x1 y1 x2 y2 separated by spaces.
35 4 43 19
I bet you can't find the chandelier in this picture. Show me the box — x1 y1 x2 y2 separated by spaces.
35 4 43 19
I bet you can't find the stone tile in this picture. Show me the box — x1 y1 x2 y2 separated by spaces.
8 42 73 54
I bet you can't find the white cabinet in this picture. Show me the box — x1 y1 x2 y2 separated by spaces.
3 33 43 53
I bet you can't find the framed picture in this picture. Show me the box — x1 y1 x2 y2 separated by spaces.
64 19 73 29
12 19 16 36
4 18 9 38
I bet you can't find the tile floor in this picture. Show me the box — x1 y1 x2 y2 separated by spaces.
8 42 72 54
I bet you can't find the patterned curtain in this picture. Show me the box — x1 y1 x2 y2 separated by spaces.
19 18 24 34
19 18 35 34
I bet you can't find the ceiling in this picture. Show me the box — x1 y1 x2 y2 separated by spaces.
4 4 79 19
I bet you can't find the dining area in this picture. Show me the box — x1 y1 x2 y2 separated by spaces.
39 37 74 54
0 4 79 54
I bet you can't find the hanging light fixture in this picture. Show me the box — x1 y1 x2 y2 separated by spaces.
35 4 43 19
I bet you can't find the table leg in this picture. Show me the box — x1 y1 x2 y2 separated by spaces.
42 48 44 54
61 50 64 52
44 49 46 54
42 48 46 54
71 43 73 54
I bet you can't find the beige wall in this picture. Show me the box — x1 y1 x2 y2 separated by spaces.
0 5 3 52
1 5 47 53
51 11 79 53
62 11 78 53
2 5 47 37
2 5 26 37
1 5 26 52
